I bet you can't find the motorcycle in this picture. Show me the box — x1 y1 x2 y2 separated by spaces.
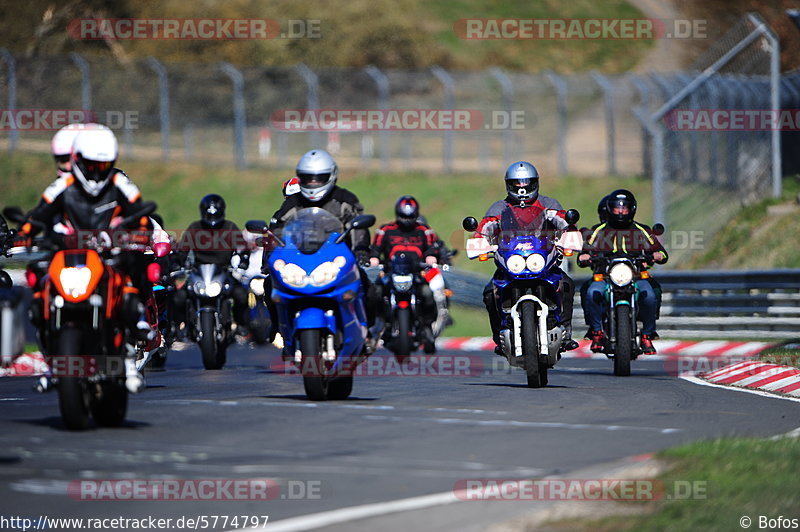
247 208 376 401
463 205 581 388
17 202 158 429
585 223 664 376
184 262 236 370
380 252 441 361
231 254 272 346
0 227 28 369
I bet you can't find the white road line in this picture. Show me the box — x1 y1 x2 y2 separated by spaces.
681 376 800 404
235 489 464 532
362 415 681 434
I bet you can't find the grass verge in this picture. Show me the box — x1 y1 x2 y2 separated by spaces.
758 345 800 369
542 436 800 532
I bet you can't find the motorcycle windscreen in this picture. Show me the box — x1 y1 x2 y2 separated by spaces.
282 207 345 255
497 204 551 252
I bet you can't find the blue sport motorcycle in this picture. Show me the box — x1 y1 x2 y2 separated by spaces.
247 208 376 400
463 205 581 388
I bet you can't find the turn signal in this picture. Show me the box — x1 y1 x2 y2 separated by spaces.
479 254 489 261
398 300 409 309
640 271 650 279
593 274 604 282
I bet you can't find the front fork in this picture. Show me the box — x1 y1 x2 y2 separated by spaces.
606 283 638 352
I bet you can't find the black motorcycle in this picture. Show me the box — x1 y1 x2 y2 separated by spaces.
184 263 236 370
381 252 439 361
587 225 663 377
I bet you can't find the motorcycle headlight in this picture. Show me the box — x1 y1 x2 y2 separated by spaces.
309 261 343 287
205 281 222 298
279 263 309 288
249 277 265 296
192 280 205 294
59 266 92 298
506 254 526 274
392 274 413 292
525 254 546 273
609 263 634 286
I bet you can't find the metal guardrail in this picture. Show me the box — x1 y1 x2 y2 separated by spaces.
443 268 800 339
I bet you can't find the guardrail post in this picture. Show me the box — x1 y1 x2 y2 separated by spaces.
629 75 652 177
219 62 246 169
70 52 91 112
633 107 666 226
431 66 455 173
146 57 170 160
0 49 17 151
364 65 390 166
544 71 568 175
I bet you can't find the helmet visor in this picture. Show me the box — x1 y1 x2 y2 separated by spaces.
54 154 71 164
297 172 331 189
80 159 113 181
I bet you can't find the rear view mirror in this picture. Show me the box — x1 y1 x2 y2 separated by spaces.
564 209 580 226
652 223 665 236
246 220 269 234
462 217 478 232
350 214 376 230
2 206 25 224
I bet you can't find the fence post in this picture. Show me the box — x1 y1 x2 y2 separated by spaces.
748 12 782 198
219 62 246 169
70 52 91 112
0 49 17 152
633 107 666 226
629 75 652 177
146 57 170 160
364 65 390 166
591 71 617 175
295 63 320 149
431 66 455 173
489 67 514 163
544 71 568 175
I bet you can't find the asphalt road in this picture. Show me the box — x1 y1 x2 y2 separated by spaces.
0 343 797 531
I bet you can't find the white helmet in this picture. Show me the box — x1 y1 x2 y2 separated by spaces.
295 149 337 202
71 125 118 197
52 123 98 174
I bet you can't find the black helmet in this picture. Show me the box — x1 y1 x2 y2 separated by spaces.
597 194 611 223
199 194 226 229
395 195 420 231
604 189 636 229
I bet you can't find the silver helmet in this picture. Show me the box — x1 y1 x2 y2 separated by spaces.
295 149 338 202
504 161 539 204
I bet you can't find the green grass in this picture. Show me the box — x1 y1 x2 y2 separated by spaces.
686 176 800 270
445 304 491 337
758 346 800 369
544 437 800 532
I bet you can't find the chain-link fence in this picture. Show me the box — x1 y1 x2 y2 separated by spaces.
0 14 798 257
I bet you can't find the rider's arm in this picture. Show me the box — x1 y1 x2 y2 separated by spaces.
370 225 387 260
634 223 668 264
422 226 442 261
229 221 250 268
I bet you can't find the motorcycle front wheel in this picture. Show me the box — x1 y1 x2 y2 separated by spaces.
200 311 224 370
521 300 546 388
613 306 632 377
56 327 91 430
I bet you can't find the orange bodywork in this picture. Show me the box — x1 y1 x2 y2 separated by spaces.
47 250 105 303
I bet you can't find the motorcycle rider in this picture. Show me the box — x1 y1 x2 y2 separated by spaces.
475 162 578 356
266 149 382 346
369 195 445 352
173 194 251 335
17 125 165 391
577 189 668 355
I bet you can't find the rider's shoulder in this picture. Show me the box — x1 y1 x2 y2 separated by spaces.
111 169 141 202
331 186 361 206
535 195 564 211
42 174 75 202
484 199 508 218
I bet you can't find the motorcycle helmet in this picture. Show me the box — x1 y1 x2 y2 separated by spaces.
395 196 420 231
504 161 539 205
199 194 226 229
295 149 338 202
605 189 637 229
71 125 118 197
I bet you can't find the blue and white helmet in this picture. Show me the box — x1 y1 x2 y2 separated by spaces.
295 149 338 202
504 161 540 204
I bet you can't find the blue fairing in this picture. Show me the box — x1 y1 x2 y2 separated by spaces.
269 231 368 368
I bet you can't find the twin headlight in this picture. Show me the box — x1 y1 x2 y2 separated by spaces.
59 266 92 298
193 280 222 297
273 256 348 288
505 253 547 274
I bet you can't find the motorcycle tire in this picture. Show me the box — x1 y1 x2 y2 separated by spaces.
614 306 632 377
56 327 91 430
521 300 545 388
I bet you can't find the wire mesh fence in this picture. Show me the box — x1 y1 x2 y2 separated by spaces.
0 13 798 262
